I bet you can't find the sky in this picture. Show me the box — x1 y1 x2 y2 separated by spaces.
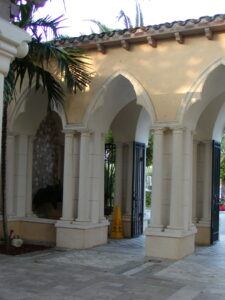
35 0 225 37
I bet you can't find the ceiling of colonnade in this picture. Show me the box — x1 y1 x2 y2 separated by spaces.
10 89 49 135
111 100 151 144
86 73 154 134
9 88 66 135
184 64 225 141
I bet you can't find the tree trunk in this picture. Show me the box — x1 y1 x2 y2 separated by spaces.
1 101 9 245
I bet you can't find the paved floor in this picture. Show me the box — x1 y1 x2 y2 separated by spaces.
1 218 225 299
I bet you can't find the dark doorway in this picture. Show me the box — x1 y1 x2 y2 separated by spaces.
131 142 145 238
211 140 221 244
104 143 116 216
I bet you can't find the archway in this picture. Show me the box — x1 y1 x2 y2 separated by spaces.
182 61 225 245
7 88 66 222
86 72 154 239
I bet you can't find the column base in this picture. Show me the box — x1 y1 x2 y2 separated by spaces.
195 222 211 245
145 227 197 260
122 214 131 238
55 220 109 249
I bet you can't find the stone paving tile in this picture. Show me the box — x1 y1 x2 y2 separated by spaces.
1 235 225 299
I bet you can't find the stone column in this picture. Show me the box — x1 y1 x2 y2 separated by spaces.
183 129 194 231
114 142 123 208
192 139 198 224
72 134 80 219
0 19 30 216
200 141 212 224
89 132 104 223
76 132 91 222
15 134 29 217
56 130 109 249
150 128 164 229
167 128 184 230
61 132 75 221
6 134 16 216
99 133 106 222
25 135 34 216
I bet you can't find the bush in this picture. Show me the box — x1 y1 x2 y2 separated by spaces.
146 191 151 208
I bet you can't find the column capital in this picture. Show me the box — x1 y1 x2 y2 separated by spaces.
62 130 74 137
171 127 186 134
0 17 31 76
151 127 165 135
202 139 212 146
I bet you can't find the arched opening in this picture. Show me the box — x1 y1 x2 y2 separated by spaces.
7 88 66 223
183 62 225 246
86 73 154 240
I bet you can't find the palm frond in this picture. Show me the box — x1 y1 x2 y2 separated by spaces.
135 1 144 27
85 19 112 33
28 15 65 40
11 57 64 109
135 1 140 27
27 40 92 92
117 10 133 29
3 68 16 104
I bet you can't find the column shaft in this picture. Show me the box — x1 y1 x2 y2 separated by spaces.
6 134 16 215
61 133 74 221
76 132 91 222
183 129 193 231
168 128 184 230
150 128 164 228
89 132 104 223
99 133 106 221
72 134 80 219
192 139 198 223
26 136 34 216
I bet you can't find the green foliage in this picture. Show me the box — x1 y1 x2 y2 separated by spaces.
105 130 114 144
146 133 153 167
86 19 113 33
87 0 145 33
4 1 91 107
146 191 151 208
221 136 225 180
1 0 91 245
118 0 144 29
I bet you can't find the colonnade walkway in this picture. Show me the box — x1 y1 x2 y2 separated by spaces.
1 233 225 299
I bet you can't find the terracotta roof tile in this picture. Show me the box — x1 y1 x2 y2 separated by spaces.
55 14 225 50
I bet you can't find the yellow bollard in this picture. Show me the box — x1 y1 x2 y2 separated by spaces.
110 206 124 239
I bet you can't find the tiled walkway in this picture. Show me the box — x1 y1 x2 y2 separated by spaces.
1 227 225 299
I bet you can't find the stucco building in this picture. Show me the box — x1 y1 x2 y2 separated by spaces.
2 13 225 260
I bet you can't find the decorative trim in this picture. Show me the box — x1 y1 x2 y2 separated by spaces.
121 39 130 50
54 14 225 52
205 27 213 40
175 32 184 44
147 36 157 47
97 43 106 54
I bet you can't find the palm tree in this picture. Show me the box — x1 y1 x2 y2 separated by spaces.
117 0 144 29
2 0 91 246
87 0 145 33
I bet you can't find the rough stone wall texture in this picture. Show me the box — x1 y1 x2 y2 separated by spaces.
32 112 64 194
0 0 10 20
